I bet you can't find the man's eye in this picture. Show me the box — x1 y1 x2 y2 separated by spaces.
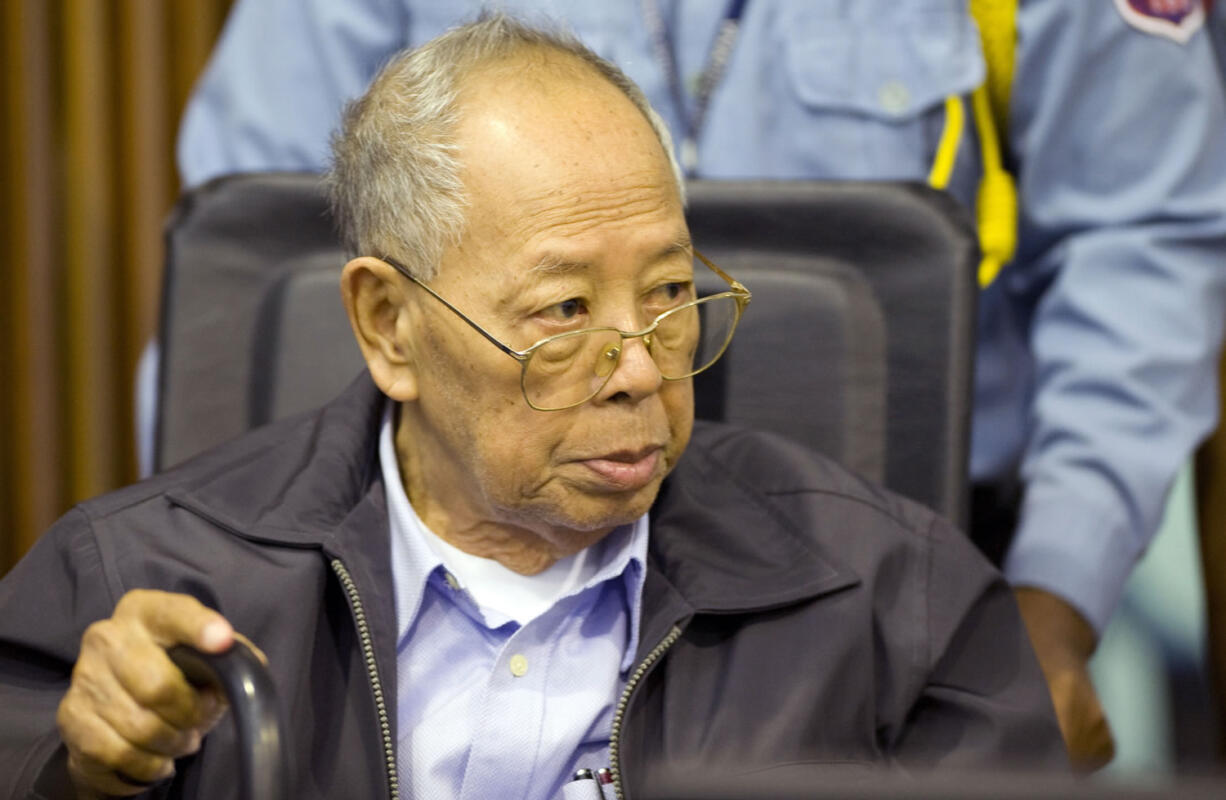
647 282 692 308
540 298 587 321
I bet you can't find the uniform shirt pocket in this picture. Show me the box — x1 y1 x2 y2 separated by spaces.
701 5 985 180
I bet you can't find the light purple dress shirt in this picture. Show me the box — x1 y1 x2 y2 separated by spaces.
379 405 649 800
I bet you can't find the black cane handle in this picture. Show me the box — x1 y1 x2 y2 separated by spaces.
168 640 290 800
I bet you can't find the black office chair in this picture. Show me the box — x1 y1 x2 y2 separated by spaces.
155 173 977 525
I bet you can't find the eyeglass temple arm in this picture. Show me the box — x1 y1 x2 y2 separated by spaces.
693 249 751 303
379 256 528 361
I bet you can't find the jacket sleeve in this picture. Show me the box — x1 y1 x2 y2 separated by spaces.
893 514 1067 769
0 509 125 799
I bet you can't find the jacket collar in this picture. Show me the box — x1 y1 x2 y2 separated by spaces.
165 372 386 549
647 424 859 616
168 374 858 615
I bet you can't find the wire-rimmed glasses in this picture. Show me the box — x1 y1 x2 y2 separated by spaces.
379 250 750 411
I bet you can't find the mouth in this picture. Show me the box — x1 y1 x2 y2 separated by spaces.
577 446 664 492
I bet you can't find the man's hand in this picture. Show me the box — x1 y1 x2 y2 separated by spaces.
56 589 254 797
1014 587 1115 771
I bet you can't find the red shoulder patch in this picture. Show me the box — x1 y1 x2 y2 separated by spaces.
1114 0 1206 43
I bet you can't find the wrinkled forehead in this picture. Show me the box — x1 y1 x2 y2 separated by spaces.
454 51 678 196
463 59 671 161
438 58 688 290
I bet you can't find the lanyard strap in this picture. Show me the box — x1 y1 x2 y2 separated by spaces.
642 0 748 175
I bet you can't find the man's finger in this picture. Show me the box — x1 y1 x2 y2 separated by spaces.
89 663 205 758
113 589 233 653
60 704 176 797
105 633 214 731
231 631 269 666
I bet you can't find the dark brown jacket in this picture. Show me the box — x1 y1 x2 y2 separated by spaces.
0 374 1063 799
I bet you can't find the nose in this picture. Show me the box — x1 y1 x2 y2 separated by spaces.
594 332 663 404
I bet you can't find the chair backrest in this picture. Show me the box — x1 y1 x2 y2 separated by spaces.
156 173 976 525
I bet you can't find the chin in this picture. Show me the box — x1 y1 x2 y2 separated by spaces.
537 481 662 538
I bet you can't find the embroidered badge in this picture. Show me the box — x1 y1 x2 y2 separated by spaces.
1114 0 1205 43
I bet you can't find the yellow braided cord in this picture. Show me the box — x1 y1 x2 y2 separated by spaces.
968 0 1019 287
969 0 1017 134
927 95 965 190
972 85 1017 287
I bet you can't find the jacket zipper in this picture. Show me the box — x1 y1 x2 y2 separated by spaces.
331 558 400 800
608 623 683 800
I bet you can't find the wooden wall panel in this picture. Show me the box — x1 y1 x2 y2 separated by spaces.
2 0 62 570
0 0 233 575
117 0 174 483
62 0 121 504
170 0 228 118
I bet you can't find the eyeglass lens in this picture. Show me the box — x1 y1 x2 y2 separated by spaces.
522 293 741 410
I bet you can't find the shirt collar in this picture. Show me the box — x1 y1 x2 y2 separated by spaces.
379 402 649 671
380 403 446 644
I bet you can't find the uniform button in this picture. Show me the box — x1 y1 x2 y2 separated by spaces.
509 654 529 677
878 80 911 115
444 572 461 590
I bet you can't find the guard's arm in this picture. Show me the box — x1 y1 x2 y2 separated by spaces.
999 0 1226 765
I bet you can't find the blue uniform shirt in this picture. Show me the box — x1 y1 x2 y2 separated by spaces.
178 0 1226 634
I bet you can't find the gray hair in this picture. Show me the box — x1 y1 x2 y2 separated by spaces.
326 13 685 280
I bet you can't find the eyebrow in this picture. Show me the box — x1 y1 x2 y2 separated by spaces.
661 234 694 261
528 254 588 276
526 235 694 277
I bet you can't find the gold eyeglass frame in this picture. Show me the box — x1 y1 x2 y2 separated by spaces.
378 249 751 411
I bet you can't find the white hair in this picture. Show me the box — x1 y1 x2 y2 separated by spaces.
326 13 685 280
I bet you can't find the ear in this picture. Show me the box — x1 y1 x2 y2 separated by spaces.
340 256 420 402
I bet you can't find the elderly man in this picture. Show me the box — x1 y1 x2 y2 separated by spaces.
0 17 1063 800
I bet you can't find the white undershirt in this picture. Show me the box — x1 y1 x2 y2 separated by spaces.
423 522 598 626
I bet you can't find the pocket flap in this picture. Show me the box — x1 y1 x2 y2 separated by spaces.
786 13 985 120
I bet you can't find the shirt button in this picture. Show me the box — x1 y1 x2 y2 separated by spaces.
509 654 529 677
878 80 911 115
443 572 461 590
